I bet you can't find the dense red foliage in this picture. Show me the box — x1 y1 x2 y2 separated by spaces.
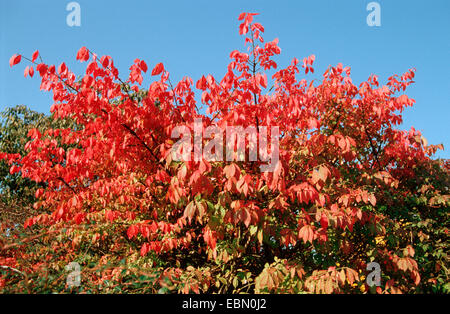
1 13 447 294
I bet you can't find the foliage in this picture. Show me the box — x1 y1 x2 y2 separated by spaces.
0 13 448 294
0 105 48 206
0 105 77 234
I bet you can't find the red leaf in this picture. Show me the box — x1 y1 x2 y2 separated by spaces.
298 225 314 244
9 165 19 175
139 60 148 73
100 55 110 68
9 54 21 67
76 46 89 62
35 188 44 198
241 208 251 227
320 213 328 229
260 73 267 88
183 201 196 223
74 213 85 225
31 50 39 62
127 225 139 239
58 62 67 74
203 228 217 250
239 23 249 35
140 243 150 256
368 194 377 206
151 62 164 76
36 63 47 76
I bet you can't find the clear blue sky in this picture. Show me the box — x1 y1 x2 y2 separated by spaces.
1 0 449 158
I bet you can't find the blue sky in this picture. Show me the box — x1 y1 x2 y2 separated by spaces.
1 0 449 158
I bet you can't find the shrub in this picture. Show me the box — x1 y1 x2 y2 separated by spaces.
1 13 448 294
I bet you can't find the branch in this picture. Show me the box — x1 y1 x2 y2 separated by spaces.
58 177 76 193
121 123 160 162
0 265 25 277
121 124 172 176
21 55 78 93
365 128 381 169
249 28 260 132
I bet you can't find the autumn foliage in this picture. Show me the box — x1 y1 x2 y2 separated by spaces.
1 13 448 294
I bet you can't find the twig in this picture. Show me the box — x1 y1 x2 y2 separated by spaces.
58 177 76 194
0 265 26 277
